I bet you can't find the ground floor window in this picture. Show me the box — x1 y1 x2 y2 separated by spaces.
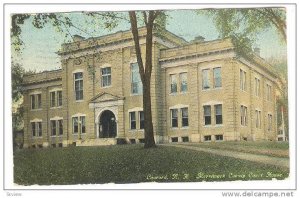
170 107 189 128
129 112 136 130
31 121 42 137
203 105 211 125
255 110 261 128
240 105 248 126
268 114 272 131
72 116 86 134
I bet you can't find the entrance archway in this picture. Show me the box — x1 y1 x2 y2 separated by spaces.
99 110 117 138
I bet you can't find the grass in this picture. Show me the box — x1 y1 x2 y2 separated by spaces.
14 144 289 185
182 141 289 158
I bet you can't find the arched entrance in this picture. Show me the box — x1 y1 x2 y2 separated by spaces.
99 110 117 138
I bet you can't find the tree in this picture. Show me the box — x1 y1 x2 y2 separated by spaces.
11 10 165 148
199 8 286 57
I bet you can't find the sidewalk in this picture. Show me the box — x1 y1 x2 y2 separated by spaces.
162 143 289 168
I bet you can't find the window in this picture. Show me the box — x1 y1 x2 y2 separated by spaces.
240 69 246 91
72 117 79 133
182 136 189 142
170 74 177 93
101 67 111 87
51 120 56 136
181 107 189 127
31 122 42 137
130 112 136 129
255 110 262 128
50 92 56 107
268 114 272 131
72 116 85 133
74 72 83 100
255 78 260 97
240 105 248 126
30 94 42 109
139 111 144 129
80 116 86 134
57 91 62 106
180 73 188 92
131 63 142 95
31 122 36 137
202 69 210 90
171 109 178 128
215 135 223 141
215 104 223 124
204 135 211 141
267 84 272 101
58 120 63 135
213 67 222 88
171 137 178 142
203 105 211 125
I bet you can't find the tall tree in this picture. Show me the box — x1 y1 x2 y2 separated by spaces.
199 8 286 57
11 10 165 148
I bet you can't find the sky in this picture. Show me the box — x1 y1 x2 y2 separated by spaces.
12 9 287 72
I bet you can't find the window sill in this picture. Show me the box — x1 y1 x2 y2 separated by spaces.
215 124 223 127
130 93 143 96
50 106 63 109
32 136 43 139
30 108 43 111
75 100 84 103
129 129 144 132
101 85 112 89
169 92 189 96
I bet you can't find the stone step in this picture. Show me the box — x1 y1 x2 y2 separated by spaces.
77 138 117 146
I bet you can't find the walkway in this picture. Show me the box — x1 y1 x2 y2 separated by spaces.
162 143 289 168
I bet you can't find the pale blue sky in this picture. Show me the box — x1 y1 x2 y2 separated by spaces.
12 10 286 72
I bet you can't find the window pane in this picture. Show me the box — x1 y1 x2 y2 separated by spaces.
38 122 42 136
31 95 35 109
58 120 63 135
204 106 211 125
139 111 144 129
202 69 210 89
215 104 222 124
170 74 177 93
51 120 56 136
73 117 78 133
81 116 86 133
131 63 142 94
182 108 189 127
31 122 36 136
50 92 56 107
171 109 178 127
130 112 136 129
74 72 83 79
37 94 41 108
57 91 62 106
180 73 188 92
213 67 222 88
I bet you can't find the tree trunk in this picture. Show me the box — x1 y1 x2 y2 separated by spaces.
129 11 157 148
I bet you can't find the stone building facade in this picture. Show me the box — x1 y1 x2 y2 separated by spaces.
22 27 278 148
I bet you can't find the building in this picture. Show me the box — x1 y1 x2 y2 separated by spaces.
22 27 278 148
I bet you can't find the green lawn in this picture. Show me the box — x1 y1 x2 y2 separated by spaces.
182 141 289 158
14 144 289 185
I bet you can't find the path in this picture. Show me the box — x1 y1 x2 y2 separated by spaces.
162 143 289 168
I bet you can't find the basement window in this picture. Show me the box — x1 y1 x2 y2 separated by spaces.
182 136 189 142
215 135 223 141
130 139 136 144
138 139 145 143
204 135 211 142
171 137 178 142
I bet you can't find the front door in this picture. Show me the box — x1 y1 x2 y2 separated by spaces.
99 110 116 138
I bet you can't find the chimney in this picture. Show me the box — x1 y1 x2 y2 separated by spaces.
192 36 205 43
73 35 85 42
254 47 260 56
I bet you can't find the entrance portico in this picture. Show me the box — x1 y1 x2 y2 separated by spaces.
89 92 125 139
